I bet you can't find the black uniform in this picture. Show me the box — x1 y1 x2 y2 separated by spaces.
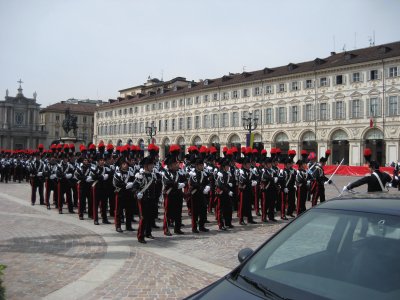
295 167 308 214
215 170 233 229
347 171 392 192
311 163 329 206
91 165 111 224
74 163 92 219
238 168 256 224
29 158 45 205
189 169 210 232
282 166 297 217
113 169 135 232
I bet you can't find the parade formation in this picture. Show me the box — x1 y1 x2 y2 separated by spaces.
0 142 397 244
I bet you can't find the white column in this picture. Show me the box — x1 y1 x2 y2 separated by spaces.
386 141 398 166
349 141 361 166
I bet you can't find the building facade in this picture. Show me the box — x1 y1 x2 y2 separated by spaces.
94 41 400 166
40 99 103 147
0 82 47 150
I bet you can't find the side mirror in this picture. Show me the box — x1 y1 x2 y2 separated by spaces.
238 248 254 263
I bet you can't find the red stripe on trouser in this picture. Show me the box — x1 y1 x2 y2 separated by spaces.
281 192 285 218
216 196 221 227
254 186 258 214
77 183 81 216
238 192 243 220
297 188 301 215
92 186 97 221
163 195 169 234
58 181 61 211
261 192 266 221
114 194 119 228
191 198 197 230
45 180 49 206
137 200 144 240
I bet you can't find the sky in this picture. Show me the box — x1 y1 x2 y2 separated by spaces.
0 0 399 106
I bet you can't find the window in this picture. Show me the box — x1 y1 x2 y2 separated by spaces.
306 104 314 121
335 101 345 119
135 107 139 113
212 93 218 101
222 92 229 100
291 106 298 122
119 109 122 115
253 109 261 124
265 85 273 94
203 95 209 102
370 70 378 80
158 103 162 110
195 116 200 129
55 115 59 121
178 118 184 130
179 99 184 106
265 108 273 124
186 98 193 105
133 122 137 134
389 67 398 78
320 77 327 87
277 107 286 123
158 120 162 132
151 103 156 110
164 119 168 131
139 122 144 133
195 96 200 104
369 98 380 117
128 123 132 133
171 100 176 108
243 89 249 97
187 117 192 130
203 115 210 128
123 123 127 134
291 81 299 91
172 119 176 131
278 83 286 92
388 96 398 116
352 72 361 82
305 79 313 89
212 114 219 127
145 105 150 112
164 101 169 109
129 107 133 114
351 100 361 118
55 130 59 137
254 87 260 96
222 113 229 127
232 90 238 99
319 103 329 120
335 75 343 85
231 112 239 127
15 112 24 125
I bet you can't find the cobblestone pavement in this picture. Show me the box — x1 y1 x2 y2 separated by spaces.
0 176 393 299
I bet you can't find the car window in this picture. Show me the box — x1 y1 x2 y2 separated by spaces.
239 209 400 300
265 214 337 269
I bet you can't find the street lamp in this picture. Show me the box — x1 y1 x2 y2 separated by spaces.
242 112 258 147
145 121 157 144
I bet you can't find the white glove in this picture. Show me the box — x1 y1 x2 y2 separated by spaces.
274 177 278 183
251 168 257 174
139 168 144 174
239 169 244 175
207 166 213 172
178 183 185 189
307 180 311 186
103 174 109 181
135 173 143 179
217 172 223 178
284 188 288 194
387 183 392 188
251 180 257 187
214 168 218 172
395 176 399 181
50 174 57 180
65 173 72 179
137 192 143 199
189 171 196 177
203 185 210 194
228 191 233 197
37 172 43 176
228 183 233 187
126 182 134 189
86 176 94 182
342 186 349 192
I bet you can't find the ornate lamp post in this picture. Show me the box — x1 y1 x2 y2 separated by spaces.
242 112 258 147
145 121 157 144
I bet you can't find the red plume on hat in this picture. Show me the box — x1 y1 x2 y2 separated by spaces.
209 146 217 154
226 149 234 157
79 144 87 152
222 146 228 153
169 144 181 154
56 144 63 152
231 146 238 153
98 142 105 153
107 143 114 152
364 148 372 162
270 148 277 159
148 144 159 157
325 149 331 159
50 144 57 153
63 143 70 153
261 149 267 156
38 144 44 153
88 143 96 153
288 149 296 159
69 144 75 153
188 145 198 153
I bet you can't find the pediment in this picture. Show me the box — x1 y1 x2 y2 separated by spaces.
350 91 363 98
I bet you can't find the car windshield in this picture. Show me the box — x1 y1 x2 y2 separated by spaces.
238 209 400 300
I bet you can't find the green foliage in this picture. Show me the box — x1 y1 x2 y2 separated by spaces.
0 264 6 300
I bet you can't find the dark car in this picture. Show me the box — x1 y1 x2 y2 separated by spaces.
186 195 400 300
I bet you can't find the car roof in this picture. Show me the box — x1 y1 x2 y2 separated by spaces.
317 194 400 216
